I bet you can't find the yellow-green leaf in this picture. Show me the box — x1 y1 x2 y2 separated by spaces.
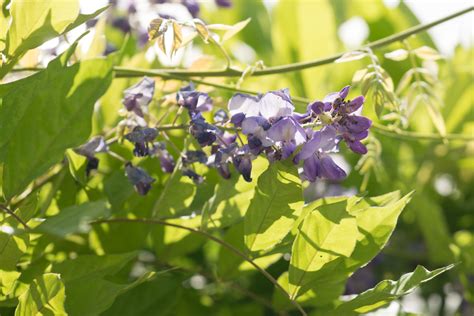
413 45 443 60
288 200 358 299
15 273 66 316
222 18 251 42
244 161 303 254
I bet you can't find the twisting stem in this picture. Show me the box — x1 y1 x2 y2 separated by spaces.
112 6 473 78
92 217 307 316
0 204 31 230
12 7 472 78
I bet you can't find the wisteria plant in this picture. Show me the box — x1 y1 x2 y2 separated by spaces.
0 1 473 315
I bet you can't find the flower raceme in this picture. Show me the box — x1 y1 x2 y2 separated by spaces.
75 80 371 195
227 85 372 182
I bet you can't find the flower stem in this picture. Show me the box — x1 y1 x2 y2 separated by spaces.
92 217 307 316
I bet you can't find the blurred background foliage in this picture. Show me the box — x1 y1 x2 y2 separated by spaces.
1 0 473 315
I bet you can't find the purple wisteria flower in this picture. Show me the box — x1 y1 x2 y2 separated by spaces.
112 81 373 194
189 113 219 147
208 144 236 179
267 116 306 159
124 127 158 157
213 109 228 124
122 77 155 117
226 85 370 182
324 86 371 154
177 83 213 115
182 150 208 165
229 89 294 120
150 142 175 173
232 145 253 182
125 163 155 195
74 136 108 176
294 126 346 182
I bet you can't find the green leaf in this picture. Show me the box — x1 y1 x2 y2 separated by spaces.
151 164 196 218
335 51 367 63
345 191 413 268
52 252 153 316
217 222 282 279
171 21 182 56
65 149 88 185
36 200 110 237
84 15 107 59
63 6 109 34
5 0 79 58
288 199 358 299
222 18 251 42
0 0 9 52
0 270 22 301
152 138 197 218
423 95 447 137
334 265 455 314
244 161 303 254
286 191 412 302
384 48 409 61
0 195 37 270
201 157 268 229
273 271 345 311
413 45 443 61
153 215 206 260
352 68 369 85
0 56 113 199
102 274 184 316
15 273 66 316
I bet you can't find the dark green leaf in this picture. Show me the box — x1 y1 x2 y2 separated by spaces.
0 56 113 199
36 200 110 237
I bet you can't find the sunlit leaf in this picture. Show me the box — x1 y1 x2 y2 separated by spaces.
193 19 210 43
288 200 358 299
396 68 415 94
171 21 182 56
244 161 303 254
201 158 268 230
334 265 454 314
15 273 66 316
352 68 368 85
423 95 447 137
414 45 443 61
148 17 165 41
384 48 409 61
335 51 367 63
222 18 251 42
5 0 79 58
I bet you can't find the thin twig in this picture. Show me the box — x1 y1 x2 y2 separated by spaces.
0 205 31 230
92 217 307 316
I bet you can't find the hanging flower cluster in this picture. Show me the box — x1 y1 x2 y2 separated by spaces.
73 77 371 195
